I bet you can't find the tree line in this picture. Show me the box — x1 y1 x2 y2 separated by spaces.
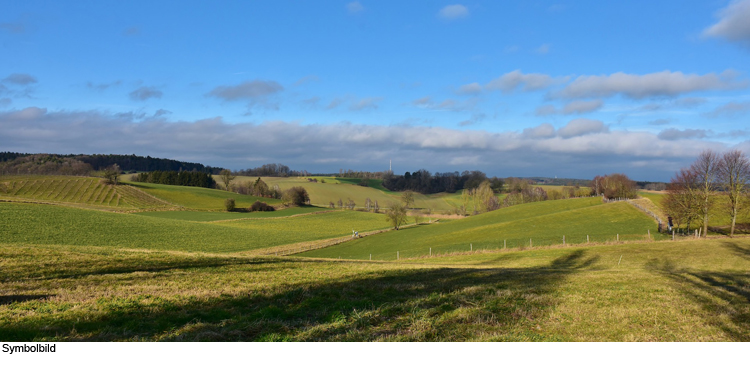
134 171 217 188
382 170 503 194
0 152 223 174
663 149 750 237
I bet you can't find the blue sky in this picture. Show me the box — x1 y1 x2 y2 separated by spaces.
2 1 750 181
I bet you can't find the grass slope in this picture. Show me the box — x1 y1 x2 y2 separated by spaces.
127 181 280 210
0 175 171 210
0 203 387 253
135 206 328 222
299 197 662 260
1 238 748 341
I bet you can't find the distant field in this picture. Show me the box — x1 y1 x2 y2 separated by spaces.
2 238 748 341
135 206 328 222
298 198 662 260
126 181 279 210
0 175 172 210
0 202 388 253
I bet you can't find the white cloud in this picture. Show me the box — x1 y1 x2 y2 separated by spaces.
557 118 608 138
704 0 750 47
704 101 750 117
207 80 283 101
658 128 711 141
0 107 732 180
129 87 163 101
522 123 556 138
485 70 565 93
2 73 37 85
457 82 482 95
350 97 382 111
562 100 603 114
534 105 557 116
553 70 746 99
438 5 469 20
346 2 364 14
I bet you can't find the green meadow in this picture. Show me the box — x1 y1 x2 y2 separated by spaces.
0 175 172 210
0 202 388 253
298 197 662 260
136 206 328 222
1 238 748 341
127 181 280 210
2 174 749 342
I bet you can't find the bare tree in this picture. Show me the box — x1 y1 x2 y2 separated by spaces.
385 203 408 230
663 168 701 234
401 190 415 209
719 150 750 237
690 150 720 237
220 169 236 191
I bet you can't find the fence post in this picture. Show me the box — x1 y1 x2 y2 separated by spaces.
672 230 675 241
370 254 372 261
397 251 399 260
563 235 565 246
470 243 472 252
429 248 431 256
648 229 650 239
587 235 589 243
504 239 506 248
530 238 532 248
617 234 619 242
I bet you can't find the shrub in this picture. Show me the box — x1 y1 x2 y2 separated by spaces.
250 201 275 212
282 186 310 206
224 198 235 211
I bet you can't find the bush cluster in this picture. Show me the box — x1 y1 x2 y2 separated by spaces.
250 201 275 212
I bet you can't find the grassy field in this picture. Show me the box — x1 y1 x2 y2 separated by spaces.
0 175 172 210
0 202 388 253
2 238 748 341
136 206 328 222
298 198 662 260
126 181 280 210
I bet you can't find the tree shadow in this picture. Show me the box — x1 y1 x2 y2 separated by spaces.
0 295 54 305
1 250 599 341
646 248 750 341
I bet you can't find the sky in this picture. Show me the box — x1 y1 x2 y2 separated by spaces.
1 0 750 181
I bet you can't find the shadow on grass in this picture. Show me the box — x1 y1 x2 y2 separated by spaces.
647 241 750 341
0 295 54 305
1 250 599 341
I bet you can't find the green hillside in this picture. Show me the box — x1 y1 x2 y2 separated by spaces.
298 197 662 260
0 175 171 210
0 202 387 253
127 181 280 210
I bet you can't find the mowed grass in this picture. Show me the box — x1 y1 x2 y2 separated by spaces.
0 175 171 210
1 238 749 341
299 197 662 260
135 206 328 222
126 181 280 210
0 203 387 253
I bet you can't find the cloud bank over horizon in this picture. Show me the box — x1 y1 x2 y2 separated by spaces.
0 106 741 181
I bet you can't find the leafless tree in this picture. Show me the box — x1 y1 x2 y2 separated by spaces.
663 168 701 233
220 169 236 191
719 150 750 237
690 150 720 237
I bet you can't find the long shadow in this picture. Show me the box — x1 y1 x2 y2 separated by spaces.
2 256 285 282
0 295 54 305
1 250 598 341
647 241 750 341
